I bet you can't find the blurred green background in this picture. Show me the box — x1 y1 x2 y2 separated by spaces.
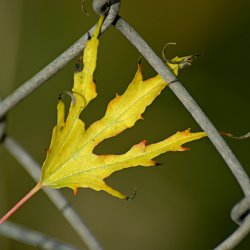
1 0 250 249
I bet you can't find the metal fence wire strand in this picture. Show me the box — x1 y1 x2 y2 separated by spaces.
0 221 80 250
3 135 103 250
0 0 121 119
0 0 250 249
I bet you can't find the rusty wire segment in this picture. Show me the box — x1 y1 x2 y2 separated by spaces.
0 0 250 249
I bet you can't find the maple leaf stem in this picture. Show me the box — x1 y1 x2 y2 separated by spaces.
0 182 42 225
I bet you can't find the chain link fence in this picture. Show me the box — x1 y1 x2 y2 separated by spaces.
1 1 250 249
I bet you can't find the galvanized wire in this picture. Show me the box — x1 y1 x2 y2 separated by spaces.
214 214 250 250
114 15 250 197
0 221 80 250
0 0 250 249
3 135 103 250
0 1 120 119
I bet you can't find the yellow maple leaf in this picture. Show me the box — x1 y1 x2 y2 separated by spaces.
40 17 205 198
0 16 206 224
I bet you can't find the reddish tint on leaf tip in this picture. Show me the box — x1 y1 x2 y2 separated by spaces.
180 146 190 151
73 188 78 196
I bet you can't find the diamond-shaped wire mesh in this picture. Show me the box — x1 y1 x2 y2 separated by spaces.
1 1 250 250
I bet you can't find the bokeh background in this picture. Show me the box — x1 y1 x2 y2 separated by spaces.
1 0 250 249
